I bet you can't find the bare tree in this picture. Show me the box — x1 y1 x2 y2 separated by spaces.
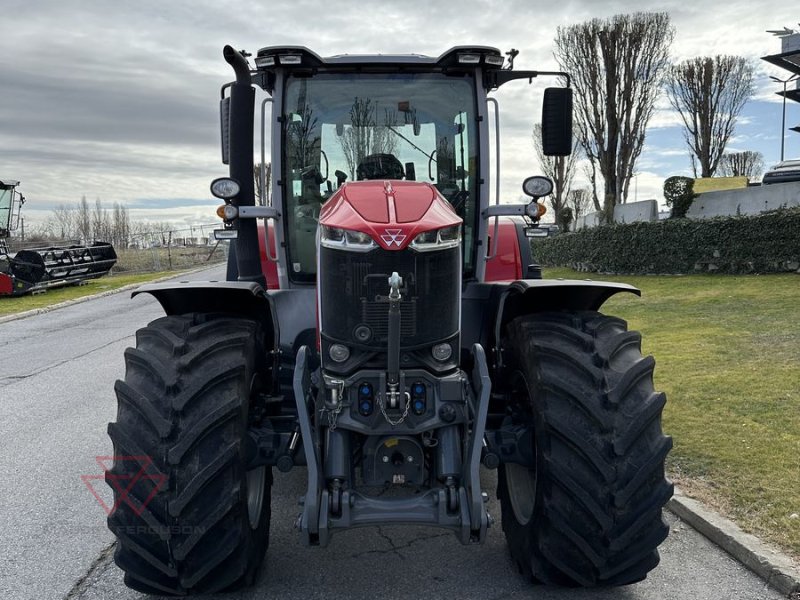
339 98 398 180
253 162 272 206
567 188 592 230
77 195 92 243
92 199 112 242
533 124 579 225
286 105 320 173
48 204 76 240
665 56 754 178
112 202 131 248
555 13 674 220
717 150 764 180
152 221 175 246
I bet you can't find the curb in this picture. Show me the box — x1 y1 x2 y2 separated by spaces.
668 487 800 596
0 266 218 326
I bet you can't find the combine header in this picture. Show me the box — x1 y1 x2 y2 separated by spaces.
0 181 117 296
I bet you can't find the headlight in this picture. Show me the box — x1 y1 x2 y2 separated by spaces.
410 225 461 252
320 226 377 252
210 177 240 200
522 176 553 199
431 343 453 362
329 344 350 363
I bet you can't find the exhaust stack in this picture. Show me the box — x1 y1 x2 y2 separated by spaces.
223 45 266 287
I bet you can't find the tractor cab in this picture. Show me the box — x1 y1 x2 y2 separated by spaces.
0 180 24 244
215 45 572 289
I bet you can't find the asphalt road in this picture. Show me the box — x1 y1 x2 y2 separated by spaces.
0 267 787 600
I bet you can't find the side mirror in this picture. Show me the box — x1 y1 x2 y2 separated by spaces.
541 87 572 156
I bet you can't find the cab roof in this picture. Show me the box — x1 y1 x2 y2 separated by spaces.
254 45 504 69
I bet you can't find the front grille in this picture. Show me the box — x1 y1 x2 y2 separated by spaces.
362 298 417 338
320 245 460 349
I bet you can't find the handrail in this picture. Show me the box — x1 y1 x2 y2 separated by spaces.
484 97 501 262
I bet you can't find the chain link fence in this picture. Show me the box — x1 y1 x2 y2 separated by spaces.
113 224 229 274
6 224 230 274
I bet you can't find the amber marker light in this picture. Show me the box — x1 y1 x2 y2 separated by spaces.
216 204 239 221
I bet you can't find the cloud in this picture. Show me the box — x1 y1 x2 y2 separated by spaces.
2 0 798 228
649 108 685 129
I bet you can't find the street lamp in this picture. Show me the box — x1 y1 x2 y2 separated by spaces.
770 73 800 161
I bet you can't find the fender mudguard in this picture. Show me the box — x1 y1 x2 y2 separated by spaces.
133 281 278 345
492 278 640 369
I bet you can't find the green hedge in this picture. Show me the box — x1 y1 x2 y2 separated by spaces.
532 208 800 274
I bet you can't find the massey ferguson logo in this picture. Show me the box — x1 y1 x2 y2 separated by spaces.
381 229 406 247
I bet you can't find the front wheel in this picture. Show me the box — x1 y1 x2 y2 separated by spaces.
498 312 673 587
107 314 272 595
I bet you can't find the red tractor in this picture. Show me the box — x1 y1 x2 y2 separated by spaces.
107 44 672 595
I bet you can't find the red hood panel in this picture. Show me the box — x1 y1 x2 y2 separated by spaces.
319 180 461 251
392 181 435 223
341 183 390 223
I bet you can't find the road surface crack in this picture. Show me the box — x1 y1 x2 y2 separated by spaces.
351 528 451 559
0 336 130 388
63 541 116 600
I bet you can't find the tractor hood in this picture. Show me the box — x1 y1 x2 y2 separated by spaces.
319 181 461 251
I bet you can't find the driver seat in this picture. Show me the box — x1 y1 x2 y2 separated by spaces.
356 153 405 180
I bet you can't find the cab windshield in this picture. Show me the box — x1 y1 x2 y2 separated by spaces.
282 72 478 282
0 186 15 235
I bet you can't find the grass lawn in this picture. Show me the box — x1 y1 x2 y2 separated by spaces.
0 271 180 317
545 267 800 559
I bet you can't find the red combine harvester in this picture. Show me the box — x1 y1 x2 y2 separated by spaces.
0 180 117 296
106 45 672 595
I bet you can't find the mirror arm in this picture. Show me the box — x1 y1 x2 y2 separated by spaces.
482 204 527 218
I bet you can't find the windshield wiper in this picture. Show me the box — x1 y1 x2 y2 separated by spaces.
385 125 436 162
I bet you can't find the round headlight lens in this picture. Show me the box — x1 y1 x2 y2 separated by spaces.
431 343 453 362
210 177 241 199
521 176 553 199
329 344 350 363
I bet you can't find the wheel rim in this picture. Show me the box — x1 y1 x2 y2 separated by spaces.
506 462 537 525
246 466 266 529
506 369 538 526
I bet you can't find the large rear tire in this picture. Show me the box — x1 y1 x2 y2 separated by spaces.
107 314 271 595
498 311 672 586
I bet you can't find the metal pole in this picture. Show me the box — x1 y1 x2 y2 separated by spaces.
772 74 799 162
781 81 787 161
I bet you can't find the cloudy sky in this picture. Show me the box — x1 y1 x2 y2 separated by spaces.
1 0 797 228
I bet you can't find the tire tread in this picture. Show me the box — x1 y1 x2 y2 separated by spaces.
498 310 672 587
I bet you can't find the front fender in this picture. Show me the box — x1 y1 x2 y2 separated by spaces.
493 279 640 367
502 279 639 313
132 281 278 341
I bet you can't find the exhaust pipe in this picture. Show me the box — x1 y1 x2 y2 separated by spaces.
223 45 266 287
